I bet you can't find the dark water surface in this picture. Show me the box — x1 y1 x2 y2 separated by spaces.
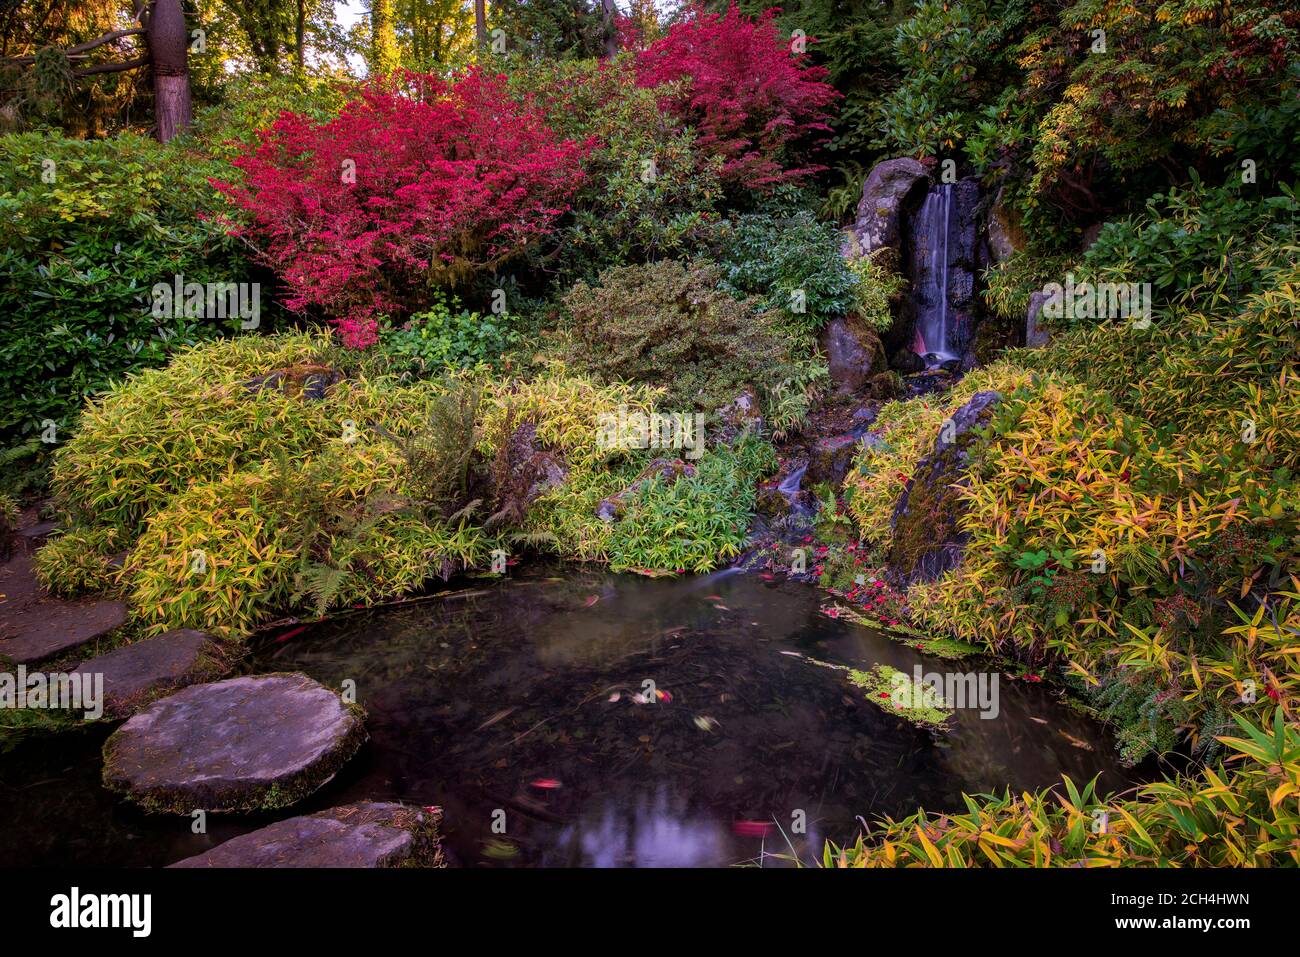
0 567 1141 867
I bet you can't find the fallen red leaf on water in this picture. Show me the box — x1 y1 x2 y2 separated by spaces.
530 779 562 790
704 594 723 600
732 820 775 837
655 689 673 703
275 625 307 643
582 595 600 608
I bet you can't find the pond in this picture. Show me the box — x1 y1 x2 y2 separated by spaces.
0 566 1141 868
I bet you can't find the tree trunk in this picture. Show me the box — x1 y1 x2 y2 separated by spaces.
602 0 618 58
145 0 192 142
475 0 487 52
371 0 398 75
295 0 306 73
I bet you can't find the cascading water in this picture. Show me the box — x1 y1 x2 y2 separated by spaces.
910 183 959 366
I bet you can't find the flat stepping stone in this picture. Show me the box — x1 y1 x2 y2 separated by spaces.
0 598 127 665
170 802 445 868
71 629 226 719
102 673 366 814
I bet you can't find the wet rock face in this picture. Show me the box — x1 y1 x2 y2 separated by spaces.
888 390 1002 585
169 802 445 869
1026 288 1054 348
844 158 930 259
70 629 226 719
986 186 1025 263
820 317 886 394
101 672 366 814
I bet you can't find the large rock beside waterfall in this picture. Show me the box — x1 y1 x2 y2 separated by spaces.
170 802 445 869
820 317 886 393
844 158 929 260
888 391 1002 585
102 673 366 814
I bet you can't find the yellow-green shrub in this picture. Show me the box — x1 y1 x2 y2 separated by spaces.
832 706 1299 867
844 360 1039 545
33 526 123 597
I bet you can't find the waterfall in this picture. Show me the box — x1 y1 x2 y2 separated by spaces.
910 183 958 366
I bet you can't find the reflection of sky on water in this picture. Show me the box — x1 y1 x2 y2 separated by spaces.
0 565 1144 867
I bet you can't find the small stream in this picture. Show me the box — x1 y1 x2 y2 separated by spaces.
0 566 1140 868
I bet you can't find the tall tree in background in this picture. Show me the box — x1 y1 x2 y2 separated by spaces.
0 0 194 141
147 0 192 140
474 0 487 52
396 0 474 70
601 0 617 57
370 0 399 74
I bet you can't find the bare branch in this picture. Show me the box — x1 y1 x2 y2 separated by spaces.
74 56 150 77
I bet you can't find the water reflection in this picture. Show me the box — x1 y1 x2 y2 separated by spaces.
0 566 1143 868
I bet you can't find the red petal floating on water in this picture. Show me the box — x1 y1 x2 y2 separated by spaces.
704 595 723 600
275 625 307 643
530 779 562 789
655 689 673 702
732 820 775 837
582 595 600 608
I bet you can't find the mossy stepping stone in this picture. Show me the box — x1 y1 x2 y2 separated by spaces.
102 673 366 814
169 802 444 868
71 629 226 719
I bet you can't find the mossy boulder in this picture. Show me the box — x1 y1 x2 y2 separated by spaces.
820 315 887 394
102 672 366 814
887 390 1002 584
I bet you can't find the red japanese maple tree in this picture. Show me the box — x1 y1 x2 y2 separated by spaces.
634 4 838 190
214 69 587 348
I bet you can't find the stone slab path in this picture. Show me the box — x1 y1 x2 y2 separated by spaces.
170 802 444 868
102 673 366 814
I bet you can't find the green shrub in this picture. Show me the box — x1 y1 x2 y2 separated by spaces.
557 259 808 413
507 58 721 282
33 526 122 598
846 246 907 332
713 199 855 331
0 131 262 451
375 292 518 375
982 250 1072 321
606 436 777 573
1074 178 1300 319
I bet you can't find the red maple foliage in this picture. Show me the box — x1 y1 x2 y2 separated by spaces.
634 4 838 190
213 69 587 348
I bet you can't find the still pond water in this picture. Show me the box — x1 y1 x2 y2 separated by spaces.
0 567 1140 867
